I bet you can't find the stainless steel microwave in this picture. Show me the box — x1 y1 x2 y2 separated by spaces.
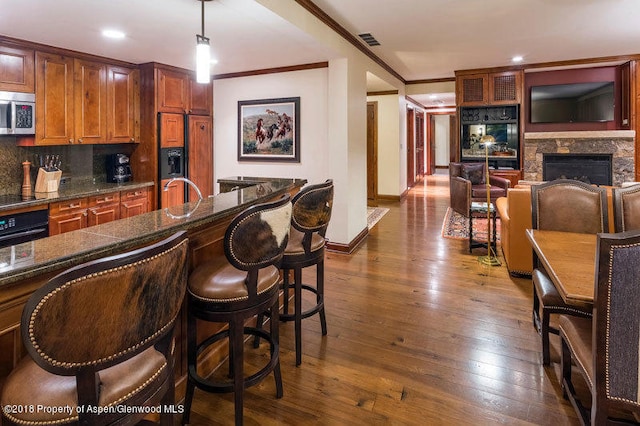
0 91 35 135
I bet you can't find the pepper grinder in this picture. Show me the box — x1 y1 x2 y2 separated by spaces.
22 161 32 199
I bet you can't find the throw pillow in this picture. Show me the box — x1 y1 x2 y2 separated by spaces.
462 163 485 185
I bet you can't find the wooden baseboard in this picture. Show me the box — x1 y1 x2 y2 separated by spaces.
326 226 368 254
377 194 401 201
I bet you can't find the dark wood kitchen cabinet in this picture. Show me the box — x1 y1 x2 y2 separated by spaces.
160 178 185 209
74 58 108 144
87 192 120 226
49 197 88 236
188 114 213 199
189 77 213 115
35 52 139 145
157 68 189 113
35 53 107 145
120 187 151 218
0 43 34 93
35 52 75 145
107 65 140 143
157 66 212 115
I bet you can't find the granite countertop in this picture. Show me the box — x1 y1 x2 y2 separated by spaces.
0 180 155 213
218 176 299 185
0 177 306 287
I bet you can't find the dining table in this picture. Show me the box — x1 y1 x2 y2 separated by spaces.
526 229 598 305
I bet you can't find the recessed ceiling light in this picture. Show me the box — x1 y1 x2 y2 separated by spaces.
512 55 524 63
102 29 126 39
429 94 437 99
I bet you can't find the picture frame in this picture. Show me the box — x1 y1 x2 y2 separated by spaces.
238 97 300 162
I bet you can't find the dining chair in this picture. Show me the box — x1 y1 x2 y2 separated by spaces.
559 230 640 424
612 183 640 232
0 231 189 426
530 179 608 365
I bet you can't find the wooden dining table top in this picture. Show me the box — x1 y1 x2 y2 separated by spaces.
526 229 598 305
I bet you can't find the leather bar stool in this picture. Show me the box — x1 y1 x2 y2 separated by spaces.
0 231 189 426
182 194 292 426
257 180 334 366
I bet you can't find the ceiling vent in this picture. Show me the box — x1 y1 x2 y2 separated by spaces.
358 33 380 46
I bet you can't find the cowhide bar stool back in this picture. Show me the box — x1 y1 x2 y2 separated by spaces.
182 194 292 426
0 231 189 426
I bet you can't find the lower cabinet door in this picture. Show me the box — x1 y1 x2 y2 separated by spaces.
87 204 120 226
49 211 87 236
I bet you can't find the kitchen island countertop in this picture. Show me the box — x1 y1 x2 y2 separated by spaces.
0 177 306 287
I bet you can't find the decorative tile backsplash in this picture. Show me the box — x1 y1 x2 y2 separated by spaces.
0 137 135 196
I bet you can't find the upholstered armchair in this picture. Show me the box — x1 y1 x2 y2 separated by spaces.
449 162 510 216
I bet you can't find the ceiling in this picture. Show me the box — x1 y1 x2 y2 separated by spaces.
1 0 639 108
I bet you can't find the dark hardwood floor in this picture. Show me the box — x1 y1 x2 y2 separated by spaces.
185 173 580 425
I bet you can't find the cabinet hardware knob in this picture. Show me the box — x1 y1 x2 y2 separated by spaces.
68 138 73 144
130 137 135 142
78 138 83 144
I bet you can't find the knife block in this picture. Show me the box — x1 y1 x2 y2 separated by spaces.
35 168 62 193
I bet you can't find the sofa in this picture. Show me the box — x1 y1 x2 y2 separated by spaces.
495 182 615 277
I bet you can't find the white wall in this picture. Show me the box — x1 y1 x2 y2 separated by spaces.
434 114 451 167
213 67 329 189
366 94 401 197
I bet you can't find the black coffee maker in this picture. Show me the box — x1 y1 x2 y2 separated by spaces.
106 153 133 183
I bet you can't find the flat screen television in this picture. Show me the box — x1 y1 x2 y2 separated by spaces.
530 81 614 123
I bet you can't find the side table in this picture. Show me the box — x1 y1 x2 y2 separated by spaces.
469 201 497 253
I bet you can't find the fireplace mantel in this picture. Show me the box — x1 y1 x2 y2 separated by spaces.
525 130 635 140
522 131 635 186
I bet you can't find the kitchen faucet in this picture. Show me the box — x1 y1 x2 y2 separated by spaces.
162 177 203 219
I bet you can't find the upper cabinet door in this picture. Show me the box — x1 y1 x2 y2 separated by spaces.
35 52 74 145
0 44 35 93
157 68 188 113
74 58 107 144
107 65 140 143
189 78 212 115
187 115 213 200
159 113 184 148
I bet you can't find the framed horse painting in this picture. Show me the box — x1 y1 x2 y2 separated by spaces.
238 97 300 162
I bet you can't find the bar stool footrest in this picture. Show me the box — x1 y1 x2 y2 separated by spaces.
280 283 324 321
188 327 280 393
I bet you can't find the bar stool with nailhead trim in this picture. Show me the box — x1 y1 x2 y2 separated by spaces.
182 194 292 426
256 180 334 366
0 231 189 426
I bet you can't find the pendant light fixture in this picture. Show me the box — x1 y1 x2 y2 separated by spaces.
196 0 211 84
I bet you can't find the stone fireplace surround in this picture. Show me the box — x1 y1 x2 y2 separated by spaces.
523 131 636 187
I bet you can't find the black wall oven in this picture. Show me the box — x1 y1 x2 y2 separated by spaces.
0 208 49 249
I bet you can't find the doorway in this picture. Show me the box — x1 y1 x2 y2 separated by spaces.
367 102 378 206
426 111 455 173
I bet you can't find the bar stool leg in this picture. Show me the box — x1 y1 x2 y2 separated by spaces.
317 261 327 336
294 267 303 366
270 298 283 398
230 317 244 426
182 311 198 425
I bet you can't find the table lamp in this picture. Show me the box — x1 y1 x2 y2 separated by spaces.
478 135 500 266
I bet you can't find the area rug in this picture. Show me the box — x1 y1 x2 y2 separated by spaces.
441 207 501 242
367 207 390 229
